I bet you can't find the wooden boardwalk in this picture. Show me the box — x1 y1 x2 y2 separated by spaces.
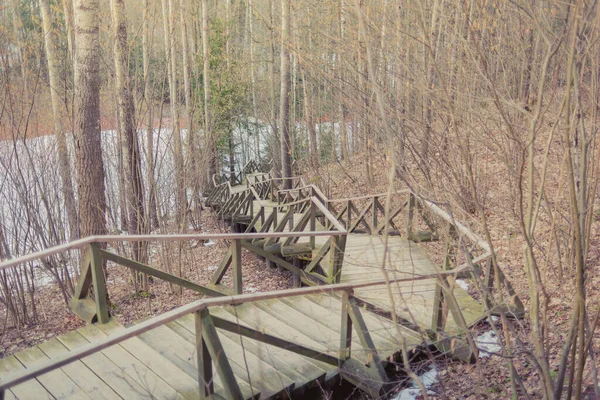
1 164 518 399
1 294 421 399
236 200 484 335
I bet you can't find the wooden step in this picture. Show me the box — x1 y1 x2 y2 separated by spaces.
175 314 295 399
92 321 200 400
56 330 162 399
37 338 121 400
209 307 328 395
75 324 186 399
279 295 398 358
211 305 335 375
0 355 51 400
164 319 261 399
12 345 93 400
304 293 423 351
252 298 374 366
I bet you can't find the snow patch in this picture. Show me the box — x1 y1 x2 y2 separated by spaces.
455 279 470 291
476 330 502 358
245 284 258 293
393 366 438 400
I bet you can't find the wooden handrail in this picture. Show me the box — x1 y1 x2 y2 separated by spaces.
0 266 472 394
0 231 347 272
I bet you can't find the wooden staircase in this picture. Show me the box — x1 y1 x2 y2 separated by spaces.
1 293 422 399
0 161 522 399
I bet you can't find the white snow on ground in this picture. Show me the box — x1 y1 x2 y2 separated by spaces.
476 330 502 358
393 366 438 399
455 279 470 291
392 330 502 398
245 284 258 293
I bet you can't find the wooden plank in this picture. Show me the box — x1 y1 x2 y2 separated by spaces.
99 249 225 298
92 321 200 399
219 304 333 357
13 346 92 400
0 356 52 400
75 324 186 399
253 298 393 367
56 330 175 400
195 311 214 400
136 325 246 400
90 244 110 324
248 299 363 361
0 389 17 400
196 310 244 400
210 248 232 285
165 320 259 399
303 294 423 352
347 296 387 381
241 241 322 285
232 240 242 295
211 314 339 366
340 291 352 361
208 307 334 373
213 330 295 398
280 295 400 357
37 339 121 400
211 316 326 393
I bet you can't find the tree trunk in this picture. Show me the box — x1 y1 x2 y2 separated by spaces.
62 0 75 59
110 0 146 264
39 0 79 240
269 0 281 176
421 0 442 177
279 0 292 189
248 0 260 162
202 0 216 181
302 70 318 168
73 0 107 241
162 0 187 229
143 0 160 230
180 0 201 216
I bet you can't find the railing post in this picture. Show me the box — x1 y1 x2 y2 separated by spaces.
90 244 110 324
232 239 242 295
371 198 378 235
406 193 415 238
339 290 353 363
195 308 243 399
347 200 351 230
310 201 316 249
195 309 214 399
329 235 346 283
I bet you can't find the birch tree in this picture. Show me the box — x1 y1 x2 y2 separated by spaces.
39 0 79 240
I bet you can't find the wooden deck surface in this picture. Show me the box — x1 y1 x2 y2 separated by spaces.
2 294 421 400
246 201 485 335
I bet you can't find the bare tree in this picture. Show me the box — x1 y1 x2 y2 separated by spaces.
110 0 146 265
73 0 107 240
39 0 79 240
279 0 292 189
